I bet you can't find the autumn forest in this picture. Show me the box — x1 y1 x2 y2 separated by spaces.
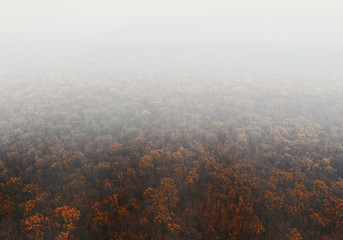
1 43 343 240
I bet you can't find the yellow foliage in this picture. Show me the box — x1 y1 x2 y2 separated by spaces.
55 231 69 240
92 211 110 227
108 193 119 209
24 200 36 214
118 207 129 220
187 175 194 184
24 213 48 240
286 228 303 240
167 222 181 232
109 141 123 155
139 155 154 168
55 206 81 232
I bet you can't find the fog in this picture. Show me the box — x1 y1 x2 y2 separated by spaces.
2 0 343 75
1 0 343 79
2 0 343 44
1 1 343 239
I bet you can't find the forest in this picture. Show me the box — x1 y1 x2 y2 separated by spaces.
1 43 343 240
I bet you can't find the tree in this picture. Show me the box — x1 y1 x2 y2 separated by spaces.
24 213 49 240
145 178 180 239
54 206 81 239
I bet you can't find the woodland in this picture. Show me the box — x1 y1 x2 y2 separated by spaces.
1 44 343 239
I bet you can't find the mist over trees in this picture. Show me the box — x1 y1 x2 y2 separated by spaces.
1 42 343 239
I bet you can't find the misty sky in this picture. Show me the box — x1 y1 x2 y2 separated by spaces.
1 0 343 44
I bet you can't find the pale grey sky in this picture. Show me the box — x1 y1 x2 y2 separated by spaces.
1 0 343 44
1 0 342 18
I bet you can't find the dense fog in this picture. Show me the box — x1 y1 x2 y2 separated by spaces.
1 1 343 239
